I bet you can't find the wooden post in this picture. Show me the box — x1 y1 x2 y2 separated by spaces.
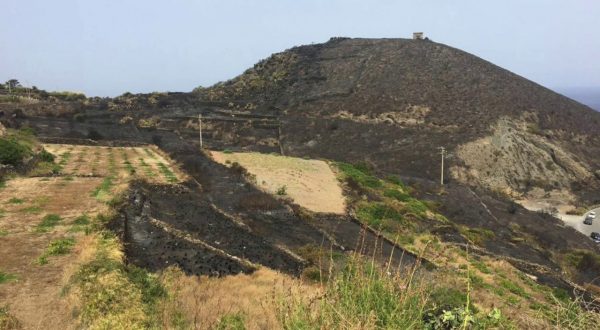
439 147 445 185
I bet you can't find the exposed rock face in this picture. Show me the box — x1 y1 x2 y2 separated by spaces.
452 116 594 197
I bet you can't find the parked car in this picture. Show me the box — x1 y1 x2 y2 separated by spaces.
591 232 600 243
584 216 594 225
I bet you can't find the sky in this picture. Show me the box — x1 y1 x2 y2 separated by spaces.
1 0 599 103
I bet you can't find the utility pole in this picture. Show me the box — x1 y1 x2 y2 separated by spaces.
198 113 203 149
438 147 446 185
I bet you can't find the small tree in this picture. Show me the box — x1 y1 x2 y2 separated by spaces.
6 79 21 89
5 79 21 94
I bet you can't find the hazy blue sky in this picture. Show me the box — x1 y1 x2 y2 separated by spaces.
1 0 599 99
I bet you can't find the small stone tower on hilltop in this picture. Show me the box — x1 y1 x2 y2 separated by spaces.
413 32 424 40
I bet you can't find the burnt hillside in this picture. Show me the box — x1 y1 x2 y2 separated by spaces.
197 37 600 198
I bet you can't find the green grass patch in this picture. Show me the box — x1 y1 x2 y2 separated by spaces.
138 158 154 176
35 214 62 233
20 205 42 214
216 313 245 330
459 226 496 245
143 148 156 159
499 279 529 298
336 162 382 189
37 237 76 265
356 202 404 228
471 260 492 274
0 271 17 284
403 198 429 217
67 232 168 328
58 151 72 166
7 197 24 204
92 176 114 200
0 229 7 237
383 188 411 201
123 160 136 175
385 175 406 188
157 163 177 183
69 214 91 233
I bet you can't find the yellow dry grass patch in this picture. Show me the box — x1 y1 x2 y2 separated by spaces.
211 151 346 214
162 267 319 330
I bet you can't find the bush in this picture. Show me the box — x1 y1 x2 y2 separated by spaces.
0 138 31 165
39 149 55 162
276 185 287 195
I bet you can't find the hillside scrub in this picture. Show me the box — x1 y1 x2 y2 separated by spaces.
278 254 510 329
335 162 441 240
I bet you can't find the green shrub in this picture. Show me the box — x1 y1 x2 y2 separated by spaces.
39 149 55 162
276 185 287 195
0 138 31 166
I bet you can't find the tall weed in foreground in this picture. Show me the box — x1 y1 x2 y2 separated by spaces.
542 292 600 330
278 253 431 329
278 239 512 329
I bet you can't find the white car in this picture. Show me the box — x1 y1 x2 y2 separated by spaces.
589 211 596 219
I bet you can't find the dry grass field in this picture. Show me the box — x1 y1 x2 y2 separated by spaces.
211 151 346 214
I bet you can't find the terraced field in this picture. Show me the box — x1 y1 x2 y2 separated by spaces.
0 144 183 329
42 144 183 184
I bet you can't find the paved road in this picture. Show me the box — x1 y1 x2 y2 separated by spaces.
560 208 600 239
